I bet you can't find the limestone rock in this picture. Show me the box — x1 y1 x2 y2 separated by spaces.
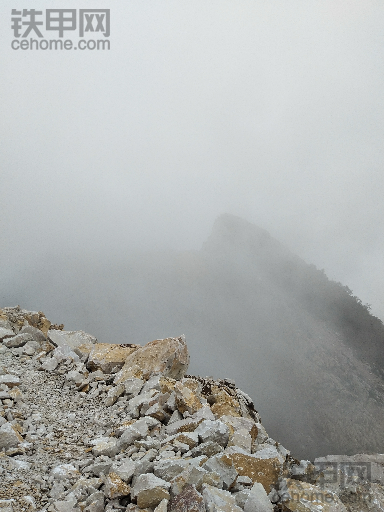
195 420 230 447
243 482 274 512
83 491 104 512
19 324 47 341
118 418 149 450
48 329 97 350
110 458 136 482
0 422 23 450
202 484 243 512
203 453 238 490
3 333 33 348
0 374 20 388
115 335 189 383
224 446 284 494
154 499 169 512
174 380 203 415
103 472 131 499
0 326 15 342
90 437 119 457
169 484 206 511
87 343 139 374
124 377 145 396
132 473 171 508
210 385 241 418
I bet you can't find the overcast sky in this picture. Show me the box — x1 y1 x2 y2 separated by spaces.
1 0 383 319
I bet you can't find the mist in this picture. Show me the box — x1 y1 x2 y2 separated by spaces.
1 1 384 459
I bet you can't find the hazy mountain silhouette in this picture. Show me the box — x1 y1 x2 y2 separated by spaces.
2 214 384 460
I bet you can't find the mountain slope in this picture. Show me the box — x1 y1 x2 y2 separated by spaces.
2 214 384 459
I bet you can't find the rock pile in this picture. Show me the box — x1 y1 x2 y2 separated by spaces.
0 306 383 512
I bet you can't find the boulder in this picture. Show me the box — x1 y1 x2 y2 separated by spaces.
114 335 189 383
0 374 20 388
195 420 230 447
0 326 15 342
48 330 97 351
169 484 206 511
224 446 284 494
243 482 274 512
87 343 139 373
203 453 238 490
210 385 241 418
0 423 23 450
174 380 203 415
132 473 171 509
3 333 33 348
103 472 131 499
202 484 243 511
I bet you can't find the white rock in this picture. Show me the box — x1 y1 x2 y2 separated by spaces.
0 422 23 450
202 484 243 512
118 418 149 450
22 339 40 355
203 453 238 490
154 499 169 512
195 419 230 447
110 458 136 482
0 327 15 341
83 491 104 512
91 437 119 457
123 378 144 396
0 374 20 388
48 329 97 350
41 356 59 371
51 463 79 481
244 482 274 512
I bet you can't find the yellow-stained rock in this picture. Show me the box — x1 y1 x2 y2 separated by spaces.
174 433 199 449
104 472 131 499
174 381 203 415
87 343 139 374
283 479 347 512
159 377 176 394
224 448 284 493
115 336 189 383
210 386 241 418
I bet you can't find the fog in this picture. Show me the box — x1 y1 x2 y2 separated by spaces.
1 1 384 458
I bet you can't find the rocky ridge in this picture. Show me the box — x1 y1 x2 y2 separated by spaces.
0 306 383 512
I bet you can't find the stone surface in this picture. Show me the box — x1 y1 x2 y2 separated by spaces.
169 484 206 512
87 343 139 373
203 453 238 490
243 482 273 512
0 374 20 388
132 473 171 508
110 458 136 482
0 326 15 341
115 335 189 383
103 472 131 499
0 422 23 450
202 484 243 512
48 329 97 350
210 386 241 418
224 446 284 493
3 333 33 348
195 419 230 447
